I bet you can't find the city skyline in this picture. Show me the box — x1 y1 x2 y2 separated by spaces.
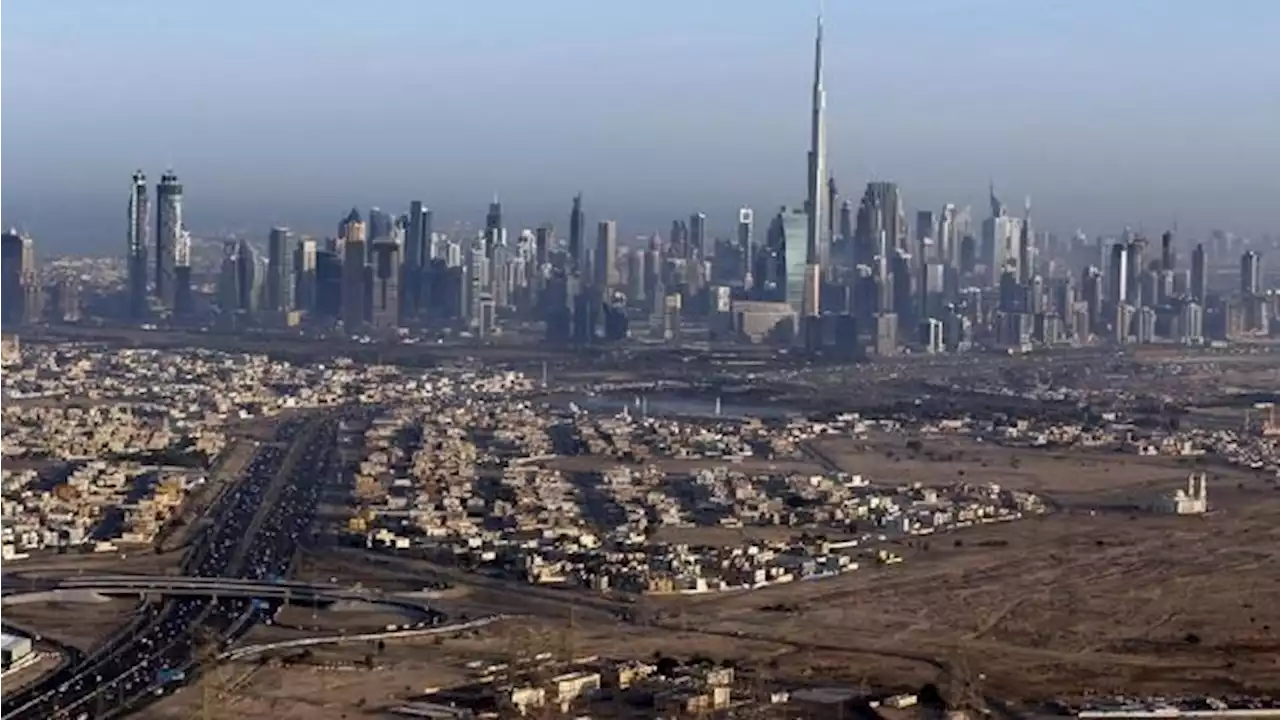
3 0 1280 251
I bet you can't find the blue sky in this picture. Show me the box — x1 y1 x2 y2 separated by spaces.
2 0 1278 251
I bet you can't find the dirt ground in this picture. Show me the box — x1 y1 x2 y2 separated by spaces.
662 480 1280 700
134 480 1280 718
136 615 798 720
544 454 825 477
809 434 1257 504
0 653 62 698
1 597 142 652
3 548 185 578
647 524 855 547
25 431 1278 716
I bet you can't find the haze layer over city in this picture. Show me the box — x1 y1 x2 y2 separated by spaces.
3 0 1279 249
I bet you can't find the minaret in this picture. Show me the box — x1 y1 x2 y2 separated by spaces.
803 10 827 318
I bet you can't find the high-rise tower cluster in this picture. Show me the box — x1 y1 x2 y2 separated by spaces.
124 169 191 319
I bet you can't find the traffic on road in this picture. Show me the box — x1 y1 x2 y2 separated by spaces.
1 413 349 719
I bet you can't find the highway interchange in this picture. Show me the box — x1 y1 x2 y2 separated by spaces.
1 412 349 719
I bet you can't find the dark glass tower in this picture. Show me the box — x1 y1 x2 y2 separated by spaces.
404 201 431 317
569 193 585 272
266 227 293 312
485 197 503 258
689 212 707 260
1190 243 1206 302
154 170 183 309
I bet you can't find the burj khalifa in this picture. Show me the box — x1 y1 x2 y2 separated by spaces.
802 12 827 318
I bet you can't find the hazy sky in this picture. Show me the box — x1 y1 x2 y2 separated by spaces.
3 0 1278 253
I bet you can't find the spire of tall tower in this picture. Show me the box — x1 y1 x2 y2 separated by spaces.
989 180 1005 218
804 5 828 294
814 8 824 92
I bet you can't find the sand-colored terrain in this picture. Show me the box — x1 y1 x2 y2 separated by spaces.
23 433 1278 717
809 434 1256 503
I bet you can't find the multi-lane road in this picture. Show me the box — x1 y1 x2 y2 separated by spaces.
1 412 347 719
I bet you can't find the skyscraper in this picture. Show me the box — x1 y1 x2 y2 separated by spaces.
174 226 194 318
485 196 503 258
266 227 293 313
294 236 318 314
235 238 259 314
155 170 183 309
770 206 810 316
854 182 906 267
981 183 1022 285
1108 242 1129 305
1018 198 1034 284
1 229 36 326
368 207 394 241
342 209 367 329
803 11 827 318
569 193 585 272
127 171 150 319
339 207 366 246
1161 230 1176 272
737 208 755 283
1126 237 1146 307
688 212 707 260
404 201 430 317
1241 251 1262 296
938 204 957 269
216 241 241 318
915 210 936 260
595 220 618 289
826 177 839 246
534 224 553 268
370 240 401 330
1190 242 1207 302
839 200 853 246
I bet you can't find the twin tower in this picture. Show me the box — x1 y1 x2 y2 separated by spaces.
126 169 186 317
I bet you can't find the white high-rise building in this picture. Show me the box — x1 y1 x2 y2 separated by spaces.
127 171 150 318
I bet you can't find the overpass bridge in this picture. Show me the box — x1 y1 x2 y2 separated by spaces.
0 575 426 611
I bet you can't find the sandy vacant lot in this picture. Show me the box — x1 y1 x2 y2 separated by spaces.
2 597 141 652
664 479 1280 699
810 434 1259 503
544 454 825 477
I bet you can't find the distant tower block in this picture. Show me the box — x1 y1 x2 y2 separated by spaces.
1156 472 1208 515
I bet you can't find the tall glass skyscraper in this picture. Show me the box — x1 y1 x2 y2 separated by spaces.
127 171 150 319
769 206 810 316
154 170 183 309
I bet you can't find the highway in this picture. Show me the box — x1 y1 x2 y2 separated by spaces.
1 412 346 719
